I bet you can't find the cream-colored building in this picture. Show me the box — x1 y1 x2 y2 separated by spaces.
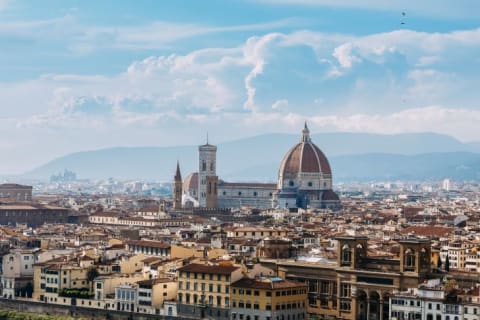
1 249 37 299
136 278 177 314
177 261 244 320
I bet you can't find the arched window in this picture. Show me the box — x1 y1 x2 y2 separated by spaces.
308 182 313 187
289 180 294 187
405 249 416 271
202 161 206 171
341 245 351 265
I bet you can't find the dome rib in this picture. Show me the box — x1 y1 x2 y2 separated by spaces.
278 130 332 177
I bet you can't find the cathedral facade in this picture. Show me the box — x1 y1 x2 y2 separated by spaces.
180 123 340 210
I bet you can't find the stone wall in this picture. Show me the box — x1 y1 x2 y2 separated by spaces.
0 298 195 320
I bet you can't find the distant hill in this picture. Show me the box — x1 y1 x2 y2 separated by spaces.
22 132 480 182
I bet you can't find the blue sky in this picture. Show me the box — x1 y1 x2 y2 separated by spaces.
0 0 479 174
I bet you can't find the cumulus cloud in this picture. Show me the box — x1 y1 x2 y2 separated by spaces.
3 26 480 173
10 27 480 123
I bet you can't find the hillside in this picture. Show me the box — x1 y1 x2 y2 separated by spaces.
22 132 480 181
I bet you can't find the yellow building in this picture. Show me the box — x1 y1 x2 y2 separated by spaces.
231 277 308 320
272 236 432 320
177 261 243 320
136 278 178 314
33 263 90 303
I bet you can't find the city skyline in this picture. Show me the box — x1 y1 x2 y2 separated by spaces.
1 0 480 174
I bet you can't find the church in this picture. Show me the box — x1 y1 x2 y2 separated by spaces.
174 123 340 210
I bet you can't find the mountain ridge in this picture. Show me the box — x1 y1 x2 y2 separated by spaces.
20 132 480 181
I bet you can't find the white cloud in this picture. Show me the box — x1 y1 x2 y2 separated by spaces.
3 26 480 173
0 15 301 53
272 99 289 109
332 42 361 69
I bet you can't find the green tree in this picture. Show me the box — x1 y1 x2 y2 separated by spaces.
86 266 99 293
437 255 442 269
445 255 450 272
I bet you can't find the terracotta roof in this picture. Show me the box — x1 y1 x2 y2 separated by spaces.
127 240 170 249
279 132 332 176
178 263 240 275
0 184 32 189
184 172 199 191
402 226 453 238
322 189 340 201
220 182 277 189
232 277 307 290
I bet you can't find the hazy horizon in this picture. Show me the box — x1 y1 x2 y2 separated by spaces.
1 0 479 174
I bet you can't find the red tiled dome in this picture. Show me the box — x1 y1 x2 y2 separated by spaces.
183 172 198 191
279 124 332 176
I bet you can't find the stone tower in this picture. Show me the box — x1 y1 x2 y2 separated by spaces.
173 161 183 209
198 138 218 208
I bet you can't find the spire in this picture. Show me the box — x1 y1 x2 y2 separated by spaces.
175 161 182 181
301 121 311 142
206 131 209 145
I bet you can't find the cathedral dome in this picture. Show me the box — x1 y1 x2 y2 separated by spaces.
279 123 332 178
183 172 199 192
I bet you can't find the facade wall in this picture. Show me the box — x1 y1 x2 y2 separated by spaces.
0 184 32 202
0 207 68 227
198 144 217 207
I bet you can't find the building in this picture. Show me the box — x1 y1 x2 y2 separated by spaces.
273 236 432 320
115 283 138 312
176 262 243 320
1 249 37 299
182 123 340 210
275 123 340 210
173 161 183 209
0 183 32 202
231 276 308 320
198 142 219 208
390 282 445 320
136 278 177 314
0 203 68 227
126 240 171 257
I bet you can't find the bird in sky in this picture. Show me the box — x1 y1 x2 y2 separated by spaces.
401 11 406 25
